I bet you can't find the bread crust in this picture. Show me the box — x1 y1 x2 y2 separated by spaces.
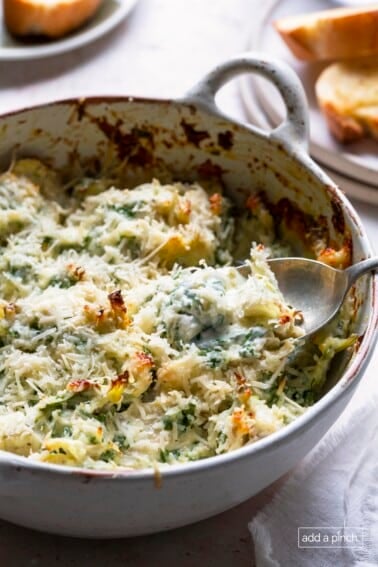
275 5 378 61
316 59 378 144
4 0 103 38
319 101 365 143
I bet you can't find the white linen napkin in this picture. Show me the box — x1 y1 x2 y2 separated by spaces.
250 347 378 567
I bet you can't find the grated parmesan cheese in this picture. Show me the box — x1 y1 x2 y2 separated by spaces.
0 159 355 469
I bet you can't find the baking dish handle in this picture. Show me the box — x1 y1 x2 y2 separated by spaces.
182 53 309 152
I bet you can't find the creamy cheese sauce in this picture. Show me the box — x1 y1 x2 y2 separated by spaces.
0 159 355 469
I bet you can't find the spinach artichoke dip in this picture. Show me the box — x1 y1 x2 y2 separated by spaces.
0 159 355 470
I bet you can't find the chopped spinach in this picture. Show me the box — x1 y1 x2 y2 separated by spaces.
163 416 174 431
100 449 116 462
162 403 197 433
199 344 225 368
95 412 108 424
113 433 129 449
41 236 54 250
48 274 77 289
158 448 181 463
8 265 32 281
239 327 266 358
159 449 168 463
109 201 145 218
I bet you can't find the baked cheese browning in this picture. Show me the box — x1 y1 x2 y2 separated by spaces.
0 159 355 469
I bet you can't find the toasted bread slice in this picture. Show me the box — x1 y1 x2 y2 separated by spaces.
4 0 103 39
315 58 378 143
275 5 378 61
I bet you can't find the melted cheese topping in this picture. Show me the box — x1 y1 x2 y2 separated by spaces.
0 159 354 470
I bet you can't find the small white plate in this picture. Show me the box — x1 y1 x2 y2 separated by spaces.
239 69 378 206
0 0 138 60
241 0 378 188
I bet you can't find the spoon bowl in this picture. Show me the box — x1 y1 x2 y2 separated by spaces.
237 257 378 337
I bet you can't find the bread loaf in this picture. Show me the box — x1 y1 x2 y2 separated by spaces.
275 5 378 61
4 0 103 39
315 58 378 143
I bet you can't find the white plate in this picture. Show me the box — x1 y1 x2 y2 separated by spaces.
0 0 138 60
239 70 378 206
242 0 378 188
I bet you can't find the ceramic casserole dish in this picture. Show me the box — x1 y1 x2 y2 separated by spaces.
0 53 376 537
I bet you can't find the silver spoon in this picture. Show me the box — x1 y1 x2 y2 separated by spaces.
237 257 378 337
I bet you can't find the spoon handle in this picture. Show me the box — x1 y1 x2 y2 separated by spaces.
346 257 378 286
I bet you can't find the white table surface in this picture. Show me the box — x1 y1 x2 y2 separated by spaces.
0 1 376 565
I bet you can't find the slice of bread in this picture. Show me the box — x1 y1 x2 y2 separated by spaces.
315 58 378 143
275 5 378 61
4 0 103 38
